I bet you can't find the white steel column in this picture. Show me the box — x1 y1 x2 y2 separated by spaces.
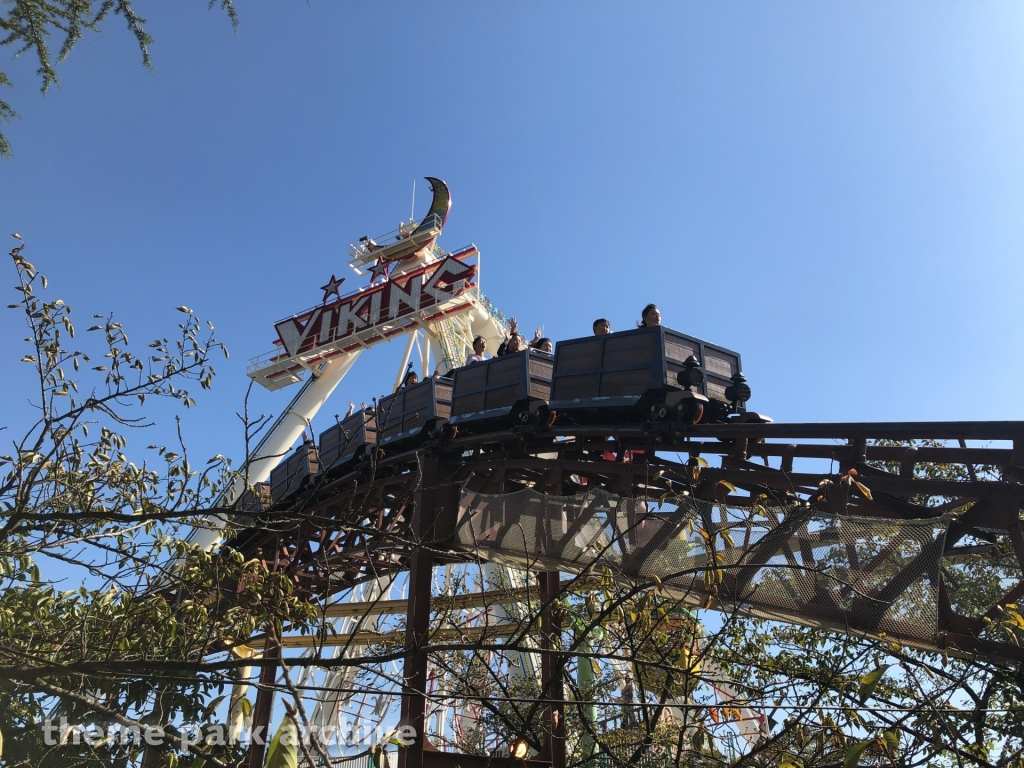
426 334 446 374
394 330 419 391
240 351 361 487
190 351 361 551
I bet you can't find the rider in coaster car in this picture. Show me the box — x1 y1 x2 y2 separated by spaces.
497 316 530 357
530 337 553 354
465 336 489 365
639 304 661 328
398 370 419 391
497 333 526 356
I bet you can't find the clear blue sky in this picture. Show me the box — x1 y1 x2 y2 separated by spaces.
3 2 1024 466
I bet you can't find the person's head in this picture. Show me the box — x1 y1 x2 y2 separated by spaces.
404 370 419 387
506 334 525 353
640 304 661 327
532 337 553 354
472 336 486 355
593 318 611 335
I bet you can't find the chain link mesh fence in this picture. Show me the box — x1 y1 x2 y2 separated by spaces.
457 487 949 642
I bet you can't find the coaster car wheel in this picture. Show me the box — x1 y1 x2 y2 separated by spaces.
677 399 704 425
542 407 558 428
666 391 709 426
530 405 558 428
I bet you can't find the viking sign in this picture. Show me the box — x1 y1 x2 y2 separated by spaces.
274 253 478 359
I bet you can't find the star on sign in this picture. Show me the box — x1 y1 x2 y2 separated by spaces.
320 274 345 302
369 256 393 283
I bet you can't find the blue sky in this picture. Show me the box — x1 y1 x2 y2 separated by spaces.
2 1 1024 466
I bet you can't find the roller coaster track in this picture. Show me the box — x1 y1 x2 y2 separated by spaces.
227 418 1024 667
215 418 1024 768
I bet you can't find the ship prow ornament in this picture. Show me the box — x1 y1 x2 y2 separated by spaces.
348 177 452 275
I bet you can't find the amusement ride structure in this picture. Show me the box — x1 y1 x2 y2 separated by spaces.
190 179 1024 768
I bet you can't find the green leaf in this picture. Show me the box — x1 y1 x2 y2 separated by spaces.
882 730 899 752
203 694 226 720
690 726 706 752
264 715 298 768
844 740 871 768
371 744 391 768
858 664 892 703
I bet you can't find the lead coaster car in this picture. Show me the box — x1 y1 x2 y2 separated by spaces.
547 325 750 425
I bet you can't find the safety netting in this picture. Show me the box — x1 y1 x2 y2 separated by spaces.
456 487 950 643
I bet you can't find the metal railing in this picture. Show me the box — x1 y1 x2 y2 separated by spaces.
347 213 445 264
479 292 510 331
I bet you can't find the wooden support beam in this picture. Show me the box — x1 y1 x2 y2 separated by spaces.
675 420 1024 441
538 571 566 768
246 635 279 768
399 456 440 768
303 580 584 621
268 622 522 649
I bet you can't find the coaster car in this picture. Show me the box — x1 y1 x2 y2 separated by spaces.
318 408 377 471
269 441 321 503
449 349 555 432
375 376 454 449
548 325 748 425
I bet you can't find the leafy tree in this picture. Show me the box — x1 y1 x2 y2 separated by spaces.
0 236 313 767
0 0 238 158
